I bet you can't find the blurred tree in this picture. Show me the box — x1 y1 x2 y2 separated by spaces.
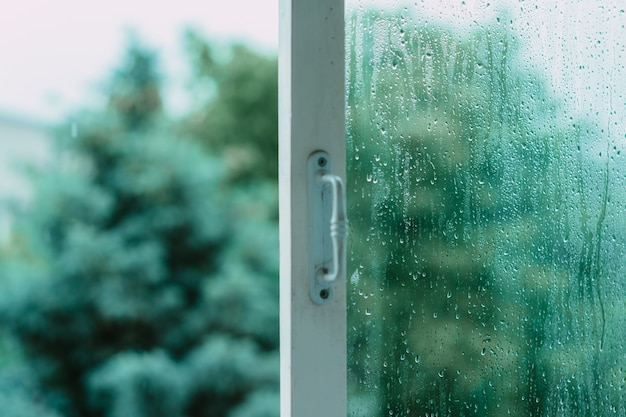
107 40 163 130
0 41 279 417
346 10 620 417
179 31 279 185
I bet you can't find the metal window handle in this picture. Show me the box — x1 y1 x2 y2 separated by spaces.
308 151 347 304
318 173 347 283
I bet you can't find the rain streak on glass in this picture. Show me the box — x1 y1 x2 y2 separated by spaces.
346 1 626 416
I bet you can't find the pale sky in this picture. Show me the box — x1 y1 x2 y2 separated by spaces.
0 0 279 123
0 0 623 132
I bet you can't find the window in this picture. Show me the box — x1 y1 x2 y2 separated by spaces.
280 1 626 416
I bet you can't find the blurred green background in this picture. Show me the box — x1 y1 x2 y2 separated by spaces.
0 32 280 417
1 3 625 417
346 7 626 417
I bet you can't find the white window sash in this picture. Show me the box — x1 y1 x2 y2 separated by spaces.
279 0 347 416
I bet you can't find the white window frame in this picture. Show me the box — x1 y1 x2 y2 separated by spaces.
278 0 346 416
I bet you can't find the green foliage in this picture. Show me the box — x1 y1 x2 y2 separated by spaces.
180 32 279 183
107 40 163 130
0 362 62 417
0 42 279 417
346 9 622 417
0 393 62 417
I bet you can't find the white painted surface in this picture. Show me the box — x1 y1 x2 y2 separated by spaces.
279 0 346 415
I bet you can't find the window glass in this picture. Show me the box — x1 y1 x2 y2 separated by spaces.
346 2 626 416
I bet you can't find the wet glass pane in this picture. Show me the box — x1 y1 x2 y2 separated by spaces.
346 2 626 416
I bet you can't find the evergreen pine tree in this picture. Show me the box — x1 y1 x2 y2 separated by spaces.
0 42 279 417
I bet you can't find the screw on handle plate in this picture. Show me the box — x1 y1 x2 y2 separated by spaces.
308 151 347 305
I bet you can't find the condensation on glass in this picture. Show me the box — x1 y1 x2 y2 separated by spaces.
346 2 626 416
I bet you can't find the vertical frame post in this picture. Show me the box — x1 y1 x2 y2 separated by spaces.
279 0 346 416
